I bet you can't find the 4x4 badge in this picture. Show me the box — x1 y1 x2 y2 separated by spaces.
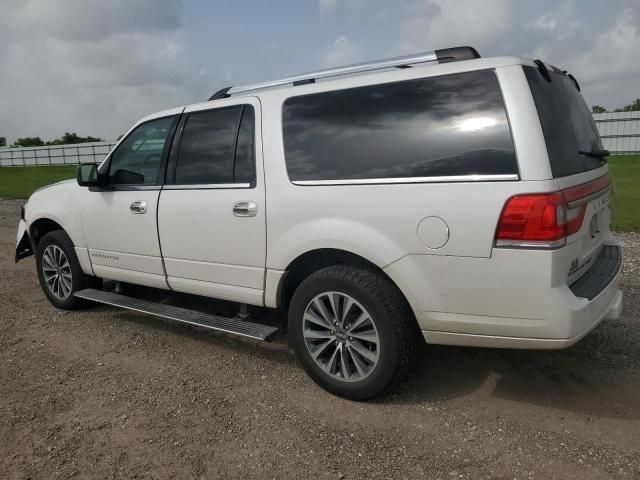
570 258 579 273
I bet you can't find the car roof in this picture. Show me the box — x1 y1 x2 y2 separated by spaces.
142 53 539 123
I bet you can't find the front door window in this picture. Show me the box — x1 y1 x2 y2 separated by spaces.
108 117 174 185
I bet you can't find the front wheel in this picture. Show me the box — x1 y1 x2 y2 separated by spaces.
36 230 94 310
288 264 419 400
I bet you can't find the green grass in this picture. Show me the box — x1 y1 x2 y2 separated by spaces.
608 155 640 232
0 165 76 200
0 156 638 231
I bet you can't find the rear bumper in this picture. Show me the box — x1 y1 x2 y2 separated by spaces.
569 245 621 300
384 241 623 350
423 288 622 349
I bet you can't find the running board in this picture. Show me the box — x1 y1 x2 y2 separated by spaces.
74 288 278 342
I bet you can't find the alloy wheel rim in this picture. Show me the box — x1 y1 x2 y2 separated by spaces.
302 291 380 382
42 245 72 300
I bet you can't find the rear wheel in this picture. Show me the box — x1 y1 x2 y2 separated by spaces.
288 264 419 400
36 230 93 310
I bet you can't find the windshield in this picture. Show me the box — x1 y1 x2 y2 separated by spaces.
524 65 605 178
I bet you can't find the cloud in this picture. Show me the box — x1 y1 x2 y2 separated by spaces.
0 0 182 41
1 0 639 143
397 0 512 54
318 0 368 15
320 35 362 67
567 9 640 83
0 0 201 143
566 8 640 108
390 0 639 109
318 0 340 15
529 13 558 33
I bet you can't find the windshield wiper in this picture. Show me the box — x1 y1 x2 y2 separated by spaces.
579 149 610 160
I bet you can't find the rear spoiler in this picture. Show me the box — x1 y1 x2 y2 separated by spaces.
534 59 581 91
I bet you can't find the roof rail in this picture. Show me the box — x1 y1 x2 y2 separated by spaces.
208 46 480 99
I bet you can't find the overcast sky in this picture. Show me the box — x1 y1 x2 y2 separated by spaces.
1 0 638 143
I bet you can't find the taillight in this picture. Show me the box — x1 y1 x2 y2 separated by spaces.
565 201 587 236
496 193 567 248
495 174 610 249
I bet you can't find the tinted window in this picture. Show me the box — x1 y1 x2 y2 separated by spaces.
175 106 243 184
524 66 605 178
108 116 174 185
282 70 517 181
234 107 256 183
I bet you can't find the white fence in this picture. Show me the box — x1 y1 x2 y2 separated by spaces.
592 111 640 154
0 141 117 167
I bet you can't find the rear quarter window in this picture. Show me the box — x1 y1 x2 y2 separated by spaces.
282 69 518 182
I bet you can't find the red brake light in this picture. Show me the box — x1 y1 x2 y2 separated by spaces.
496 193 566 247
495 174 610 249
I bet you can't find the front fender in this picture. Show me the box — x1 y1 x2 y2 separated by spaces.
24 179 88 249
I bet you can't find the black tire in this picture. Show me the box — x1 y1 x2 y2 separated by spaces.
35 230 94 310
288 264 419 400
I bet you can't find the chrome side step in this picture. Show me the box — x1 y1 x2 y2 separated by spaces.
74 288 278 341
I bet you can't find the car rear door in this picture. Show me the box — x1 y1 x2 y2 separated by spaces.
157 97 266 305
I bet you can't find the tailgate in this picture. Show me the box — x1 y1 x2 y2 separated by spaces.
523 63 616 287
558 170 613 285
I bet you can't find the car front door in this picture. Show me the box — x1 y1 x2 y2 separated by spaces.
157 97 266 305
81 112 180 289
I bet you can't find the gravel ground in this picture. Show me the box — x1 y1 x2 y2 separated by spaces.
0 198 639 479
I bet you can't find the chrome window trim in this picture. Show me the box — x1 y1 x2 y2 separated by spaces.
122 185 161 191
291 174 519 186
90 184 162 192
163 183 252 190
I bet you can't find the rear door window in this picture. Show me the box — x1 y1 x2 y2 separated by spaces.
524 66 605 178
234 107 256 184
173 105 256 185
282 70 517 182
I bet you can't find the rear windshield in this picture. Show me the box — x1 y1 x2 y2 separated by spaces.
524 66 605 178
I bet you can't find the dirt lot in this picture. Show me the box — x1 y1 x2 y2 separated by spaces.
1 198 638 480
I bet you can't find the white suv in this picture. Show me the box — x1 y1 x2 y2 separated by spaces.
16 47 623 399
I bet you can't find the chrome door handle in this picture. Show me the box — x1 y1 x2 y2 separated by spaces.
233 201 258 217
130 201 147 214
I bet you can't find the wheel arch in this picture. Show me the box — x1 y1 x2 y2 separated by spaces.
29 217 95 277
276 248 416 322
30 217 66 248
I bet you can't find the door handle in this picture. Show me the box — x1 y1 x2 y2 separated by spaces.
130 201 147 214
233 201 258 217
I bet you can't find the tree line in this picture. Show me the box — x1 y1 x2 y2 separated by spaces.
592 98 640 114
0 132 103 149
